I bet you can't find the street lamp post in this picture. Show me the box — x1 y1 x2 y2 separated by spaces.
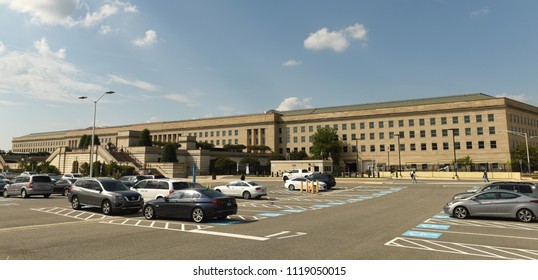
395 134 402 178
447 128 459 180
501 130 531 174
79 91 114 177
353 137 359 177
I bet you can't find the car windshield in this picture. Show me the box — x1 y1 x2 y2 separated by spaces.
101 180 129 191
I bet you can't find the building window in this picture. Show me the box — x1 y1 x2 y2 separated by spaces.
351 133 356 140
490 141 497 149
430 118 436 125
442 129 448 137
452 116 459 124
476 115 482 123
370 133 375 140
370 145 375 152
341 124 346 131
410 143 416 151
369 122 375 129
361 145 366 152
333 124 338 130
409 131 415 138
389 144 395 152
293 137 298 143
379 121 384 128
455 142 460 149
379 132 385 139
389 132 394 139
465 128 472 136
360 122 365 129
409 119 414 127
351 123 356 130
380 145 386 152
301 136 306 143
431 130 437 137
441 117 447 125
488 114 495 122
466 141 473 149
342 134 348 141
478 141 485 149
388 121 394 128
398 120 404 127
301 126 306 133
309 126 314 132
421 143 427 151
399 131 405 138
360 133 365 140
399 144 405 151
443 142 449 150
431 143 438 150
343 146 348 153
464 115 470 123
419 118 425 126
420 130 426 138
489 127 496 135
477 127 483 135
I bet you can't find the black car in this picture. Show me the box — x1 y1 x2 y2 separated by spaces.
143 188 237 223
52 178 77 196
307 173 336 189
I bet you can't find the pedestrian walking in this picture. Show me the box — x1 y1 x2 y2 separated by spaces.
483 170 489 182
411 170 417 183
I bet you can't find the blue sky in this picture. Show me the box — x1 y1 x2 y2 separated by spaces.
1 0 537 151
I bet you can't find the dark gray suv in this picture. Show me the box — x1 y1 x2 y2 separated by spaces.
67 178 143 215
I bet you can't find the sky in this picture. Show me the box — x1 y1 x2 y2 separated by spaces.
1 0 538 151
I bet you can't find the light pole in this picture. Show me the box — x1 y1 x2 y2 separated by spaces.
79 91 115 177
500 129 530 174
395 134 402 178
352 137 359 177
447 128 459 179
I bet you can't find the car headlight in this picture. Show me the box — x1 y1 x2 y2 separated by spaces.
114 195 125 201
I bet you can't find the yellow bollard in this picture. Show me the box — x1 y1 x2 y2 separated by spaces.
300 180 303 193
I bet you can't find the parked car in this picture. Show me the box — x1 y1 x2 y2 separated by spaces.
2 175 53 198
62 173 83 180
444 190 538 222
21 171 37 176
47 173 62 183
0 177 7 195
118 175 149 187
132 179 205 201
67 178 143 215
214 181 267 199
453 182 538 200
143 188 237 223
52 178 77 196
282 169 313 181
1 172 15 180
307 173 336 189
285 177 327 191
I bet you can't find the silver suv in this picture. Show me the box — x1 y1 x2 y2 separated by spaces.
67 178 143 215
2 175 53 198
453 181 538 200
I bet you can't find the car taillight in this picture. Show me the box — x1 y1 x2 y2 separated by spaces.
212 199 225 206
530 200 538 204
169 190 174 195
255 187 262 191
28 182 33 189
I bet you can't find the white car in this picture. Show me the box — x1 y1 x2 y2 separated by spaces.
285 177 327 191
132 179 205 201
214 181 267 199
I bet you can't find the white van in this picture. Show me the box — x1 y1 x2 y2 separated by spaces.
131 179 205 201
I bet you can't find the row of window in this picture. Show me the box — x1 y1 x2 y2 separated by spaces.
283 114 496 134
188 130 240 138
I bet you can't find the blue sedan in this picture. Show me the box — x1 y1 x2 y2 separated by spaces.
143 188 237 223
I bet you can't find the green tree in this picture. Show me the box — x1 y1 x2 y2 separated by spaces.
137 129 153 146
161 143 178 162
197 141 215 150
512 144 538 172
78 135 88 148
80 134 100 148
223 144 246 152
310 127 342 164
289 150 309 160
36 162 60 174
454 155 473 172
214 156 237 174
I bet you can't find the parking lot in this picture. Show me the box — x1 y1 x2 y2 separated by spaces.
1 178 538 260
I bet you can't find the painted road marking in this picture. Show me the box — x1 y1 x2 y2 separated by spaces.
280 209 306 213
416 224 450 230
386 237 538 260
256 213 285 217
32 207 109 220
402 230 442 239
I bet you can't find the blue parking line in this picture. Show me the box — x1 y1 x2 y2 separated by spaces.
402 230 442 239
358 196 373 199
326 202 345 205
280 209 305 213
312 204 332 208
433 214 452 219
256 213 285 217
347 199 363 202
416 224 450 230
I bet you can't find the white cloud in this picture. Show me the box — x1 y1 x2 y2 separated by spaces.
0 0 136 29
471 7 490 17
0 38 105 103
33 37 66 59
163 93 200 107
276 97 313 111
133 29 157 46
304 23 368 52
108 74 159 92
495 93 530 103
282 59 302 67
99 24 112 35
0 41 5 53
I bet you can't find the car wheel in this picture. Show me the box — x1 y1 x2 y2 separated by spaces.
517 208 534 223
453 206 469 219
2 190 8 198
44 194 50 198
71 196 81 210
143 205 156 220
192 207 206 223
101 200 112 215
288 184 295 191
21 189 28 199
63 188 69 196
242 191 252 199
